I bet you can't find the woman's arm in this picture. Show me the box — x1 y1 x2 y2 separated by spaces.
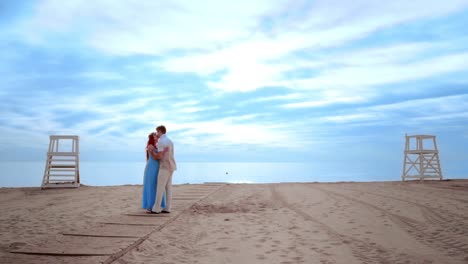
147 145 158 160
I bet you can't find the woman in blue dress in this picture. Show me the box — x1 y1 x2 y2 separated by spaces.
142 132 166 213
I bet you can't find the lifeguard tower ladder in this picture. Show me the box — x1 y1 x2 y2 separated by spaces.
402 134 442 181
42 135 80 188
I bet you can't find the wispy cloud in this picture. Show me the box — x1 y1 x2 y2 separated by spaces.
17 0 278 54
282 95 367 109
158 1 468 94
319 94 468 126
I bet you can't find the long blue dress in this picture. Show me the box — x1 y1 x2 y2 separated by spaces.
142 148 166 210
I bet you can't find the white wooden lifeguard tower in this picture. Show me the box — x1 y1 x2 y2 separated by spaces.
42 135 80 188
402 134 443 181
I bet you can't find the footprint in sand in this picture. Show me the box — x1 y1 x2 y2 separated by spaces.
292 257 303 262
8 242 26 250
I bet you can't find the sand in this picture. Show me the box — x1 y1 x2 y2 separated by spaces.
0 180 467 264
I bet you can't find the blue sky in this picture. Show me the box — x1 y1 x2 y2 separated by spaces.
0 1 467 177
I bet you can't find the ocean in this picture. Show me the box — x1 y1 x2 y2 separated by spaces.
0 161 405 188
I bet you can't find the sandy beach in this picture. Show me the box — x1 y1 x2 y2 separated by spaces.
1 180 467 264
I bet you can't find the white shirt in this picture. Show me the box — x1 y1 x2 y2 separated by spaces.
157 134 177 172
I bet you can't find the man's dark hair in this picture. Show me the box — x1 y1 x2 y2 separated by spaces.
156 125 166 134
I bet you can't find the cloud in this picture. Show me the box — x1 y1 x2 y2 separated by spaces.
17 0 279 55
282 95 366 109
79 71 124 80
0 85 304 155
7 1 468 98
238 93 302 106
286 51 468 91
274 46 468 109
319 94 468 125
1 0 468 164
158 1 468 94
321 113 383 123
14 0 468 55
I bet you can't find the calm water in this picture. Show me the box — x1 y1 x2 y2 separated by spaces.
0 161 405 187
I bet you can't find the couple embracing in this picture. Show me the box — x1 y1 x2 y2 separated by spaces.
142 125 177 214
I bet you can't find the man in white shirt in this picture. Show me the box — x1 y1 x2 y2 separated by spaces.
153 125 177 214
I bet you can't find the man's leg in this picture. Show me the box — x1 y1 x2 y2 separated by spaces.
153 169 169 213
164 171 173 212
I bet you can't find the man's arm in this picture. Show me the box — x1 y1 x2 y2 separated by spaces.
149 147 169 160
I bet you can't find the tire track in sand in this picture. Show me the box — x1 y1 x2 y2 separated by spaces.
341 185 467 218
394 183 468 204
269 185 411 264
312 185 468 260
338 186 468 233
376 183 468 204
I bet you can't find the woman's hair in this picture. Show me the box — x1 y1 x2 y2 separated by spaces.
146 133 156 160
